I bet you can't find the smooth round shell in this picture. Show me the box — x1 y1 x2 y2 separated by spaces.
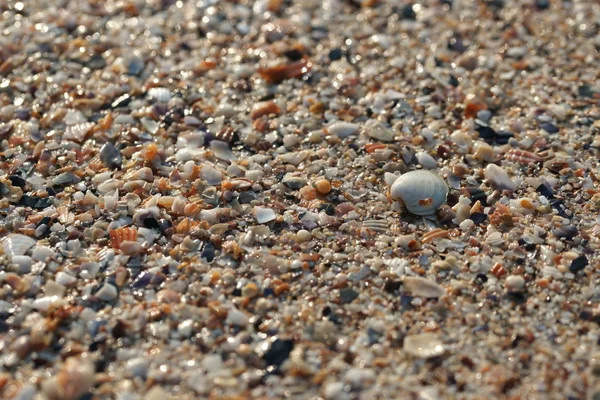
390 170 448 215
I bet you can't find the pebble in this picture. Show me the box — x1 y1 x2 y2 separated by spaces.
416 152 438 169
327 122 359 138
226 308 249 327
505 275 525 292
403 333 444 359
96 283 118 301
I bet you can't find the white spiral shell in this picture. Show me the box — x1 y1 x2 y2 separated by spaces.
390 170 448 215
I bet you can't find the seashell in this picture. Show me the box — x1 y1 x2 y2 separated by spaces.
109 227 138 250
100 143 122 169
484 164 517 191
63 122 94 143
422 228 449 243
327 122 359 138
362 219 388 233
250 100 281 119
485 231 505 247
391 170 448 215
2 234 36 257
148 87 171 103
403 333 444 359
403 277 445 298
504 148 542 165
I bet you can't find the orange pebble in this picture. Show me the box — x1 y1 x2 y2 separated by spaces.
314 179 331 195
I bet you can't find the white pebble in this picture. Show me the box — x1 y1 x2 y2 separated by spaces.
327 121 359 138
226 307 249 326
505 275 525 292
416 152 438 169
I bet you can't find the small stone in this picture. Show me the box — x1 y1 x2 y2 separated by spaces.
314 179 331 195
505 275 525 292
569 255 589 273
96 283 118 301
144 386 168 400
416 152 437 169
296 229 312 243
226 307 249 326
339 287 359 303
263 339 294 367
327 122 359 138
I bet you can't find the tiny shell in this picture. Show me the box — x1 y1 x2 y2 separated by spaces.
403 333 444 359
391 170 448 215
403 277 445 298
504 148 541 164
2 234 36 256
484 164 517 191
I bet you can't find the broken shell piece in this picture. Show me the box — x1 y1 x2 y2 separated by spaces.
391 170 448 215
109 227 138 250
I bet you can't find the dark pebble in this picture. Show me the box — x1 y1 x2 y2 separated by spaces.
384 279 402 293
263 339 294 368
19 195 53 209
539 122 559 134
339 287 359 304
448 74 459 87
494 130 514 145
201 242 215 262
551 225 578 240
469 212 488 225
88 54 107 70
578 84 595 98
464 187 488 206
475 123 496 142
569 255 589 273
400 4 417 20
284 49 303 61
328 48 343 61
536 183 554 198
8 175 27 188
535 0 550 10
100 142 123 170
